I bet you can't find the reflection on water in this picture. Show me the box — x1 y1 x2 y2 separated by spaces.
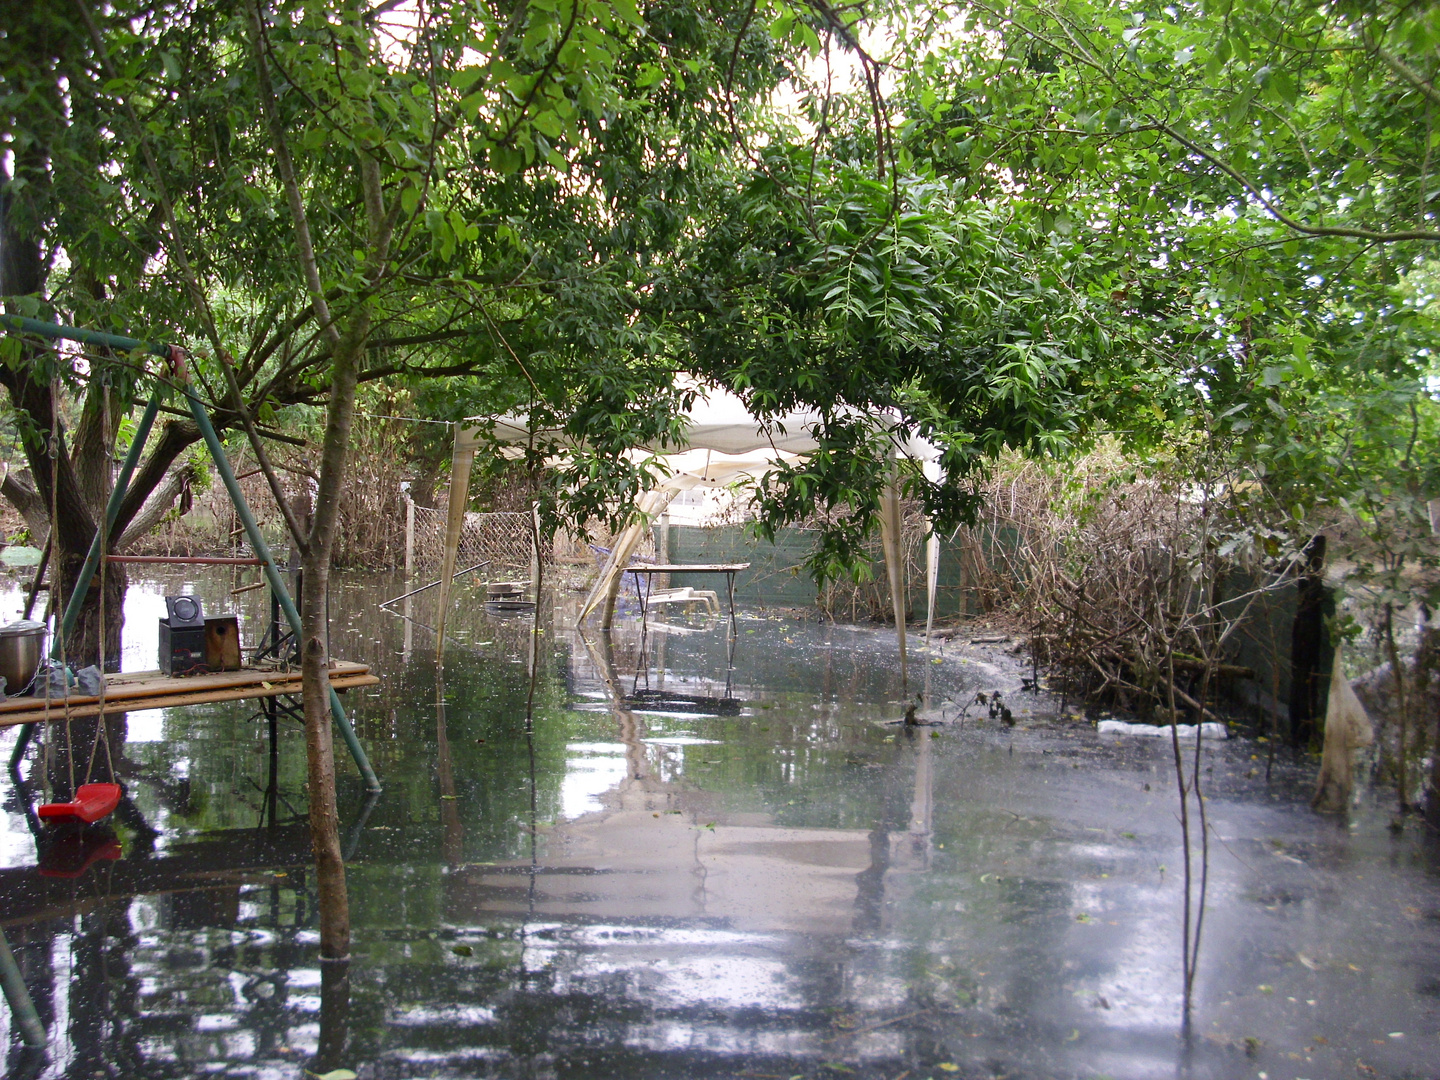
1 568 1438 1079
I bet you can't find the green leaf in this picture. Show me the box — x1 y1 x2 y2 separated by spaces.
532 111 563 138
610 0 643 28
449 66 483 93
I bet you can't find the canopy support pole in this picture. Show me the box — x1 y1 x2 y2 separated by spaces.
922 459 943 645
434 433 475 659
878 463 907 692
925 529 939 644
578 488 677 627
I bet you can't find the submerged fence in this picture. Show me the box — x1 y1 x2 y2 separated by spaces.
405 499 536 582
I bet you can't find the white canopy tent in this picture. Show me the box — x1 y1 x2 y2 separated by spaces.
437 385 944 669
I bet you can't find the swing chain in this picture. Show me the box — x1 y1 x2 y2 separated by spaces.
84 373 118 788
46 382 77 797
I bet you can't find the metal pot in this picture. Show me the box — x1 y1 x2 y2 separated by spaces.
0 620 46 695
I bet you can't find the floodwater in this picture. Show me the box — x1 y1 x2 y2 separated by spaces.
1 568 1437 1080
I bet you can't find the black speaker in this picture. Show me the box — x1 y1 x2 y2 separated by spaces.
165 595 205 629
159 621 207 676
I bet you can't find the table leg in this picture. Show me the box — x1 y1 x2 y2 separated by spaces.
726 572 738 634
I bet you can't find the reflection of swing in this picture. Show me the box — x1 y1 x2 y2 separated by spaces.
37 830 123 877
33 377 123 827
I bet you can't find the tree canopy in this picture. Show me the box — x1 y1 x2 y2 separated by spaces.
3 0 1437 584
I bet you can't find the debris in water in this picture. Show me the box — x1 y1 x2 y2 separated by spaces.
1097 719 1227 739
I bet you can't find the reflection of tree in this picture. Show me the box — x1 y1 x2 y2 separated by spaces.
313 961 351 1077
435 669 463 866
585 630 672 813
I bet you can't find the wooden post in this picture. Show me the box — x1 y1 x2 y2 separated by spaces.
530 501 540 594
404 489 415 583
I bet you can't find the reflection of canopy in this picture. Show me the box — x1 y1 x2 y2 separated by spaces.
438 385 944 667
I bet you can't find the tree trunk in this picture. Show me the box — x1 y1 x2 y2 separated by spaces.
1289 534 1332 748
299 318 369 961
53 545 126 671
300 547 348 958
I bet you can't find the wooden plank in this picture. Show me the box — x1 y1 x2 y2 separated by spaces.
0 673 380 727
0 660 371 716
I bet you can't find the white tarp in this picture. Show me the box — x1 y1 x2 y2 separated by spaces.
454 384 939 463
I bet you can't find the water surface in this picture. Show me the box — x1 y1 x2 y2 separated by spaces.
1 569 1437 1079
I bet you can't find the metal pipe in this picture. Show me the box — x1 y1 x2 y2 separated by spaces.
0 313 169 357
6 726 34 771
21 538 50 621
378 561 490 609
180 384 381 793
106 555 265 565
2 316 381 792
0 929 46 1049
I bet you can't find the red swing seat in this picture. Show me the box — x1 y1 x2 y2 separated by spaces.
37 782 123 825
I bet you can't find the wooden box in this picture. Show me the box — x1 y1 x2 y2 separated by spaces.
204 616 242 672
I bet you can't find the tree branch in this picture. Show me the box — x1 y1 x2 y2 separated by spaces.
1159 122 1440 243
116 460 198 549
248 0 343 351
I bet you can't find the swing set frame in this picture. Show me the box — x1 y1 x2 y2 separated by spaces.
1 314 380 793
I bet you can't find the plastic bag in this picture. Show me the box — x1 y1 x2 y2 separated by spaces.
75 665 103 696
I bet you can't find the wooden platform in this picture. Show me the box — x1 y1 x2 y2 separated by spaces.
0 661 378 727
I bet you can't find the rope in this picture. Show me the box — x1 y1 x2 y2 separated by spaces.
352 411 452 426
84 378 117 787
48 386 76 797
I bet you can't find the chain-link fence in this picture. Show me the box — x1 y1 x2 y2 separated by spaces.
407 501 535 581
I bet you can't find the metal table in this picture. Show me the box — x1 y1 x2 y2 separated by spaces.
624 563 750 633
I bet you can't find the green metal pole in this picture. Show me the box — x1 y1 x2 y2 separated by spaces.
179 385 382 793
0 929 46 1049
0 314 169 357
